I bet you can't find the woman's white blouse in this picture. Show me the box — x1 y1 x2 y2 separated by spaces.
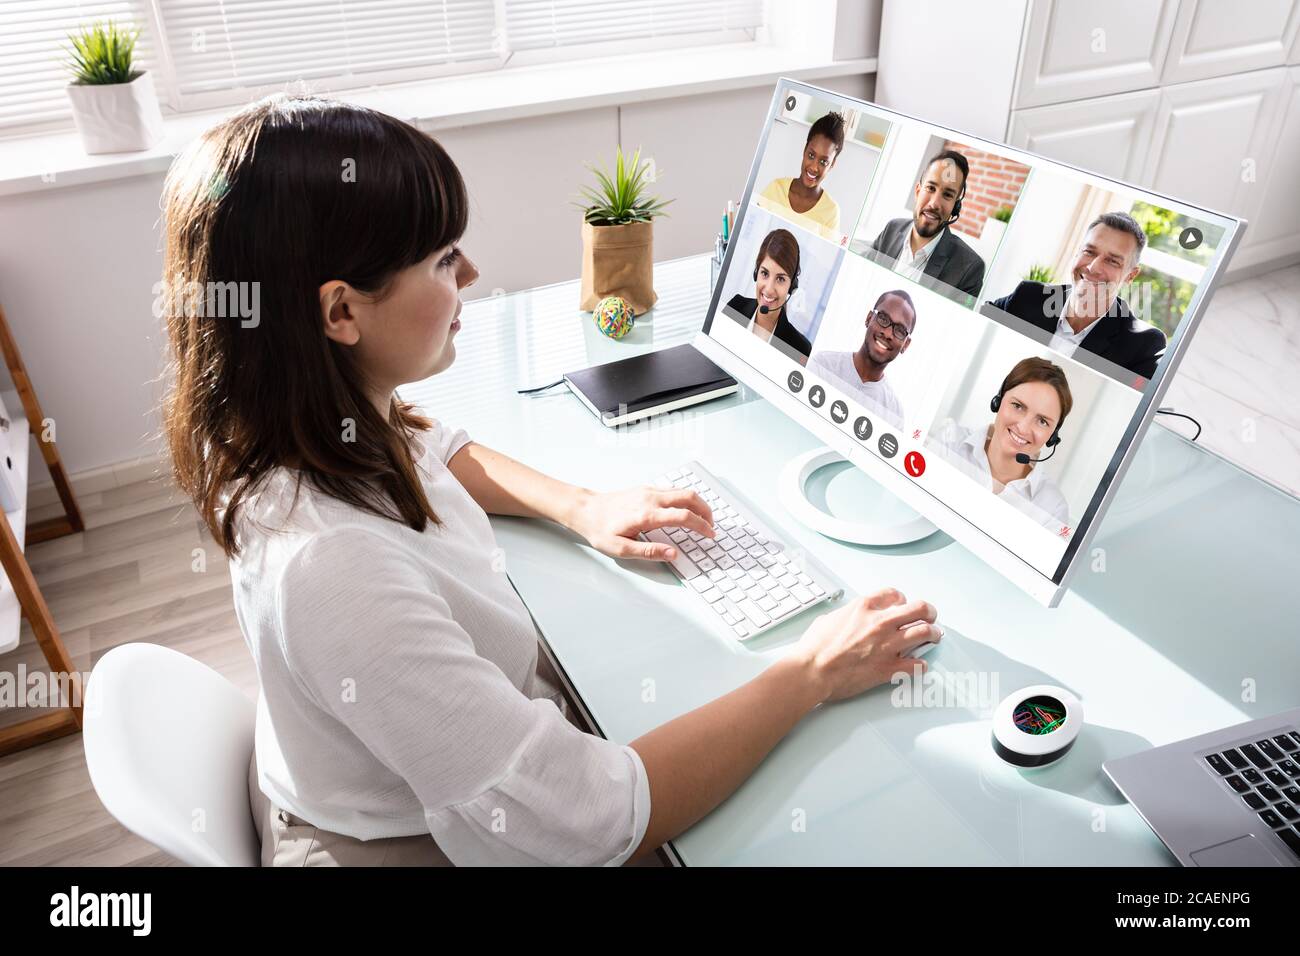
225 420 651 866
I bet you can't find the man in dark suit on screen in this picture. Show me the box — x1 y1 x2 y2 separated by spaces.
869 149 986 304
986 211 1166 381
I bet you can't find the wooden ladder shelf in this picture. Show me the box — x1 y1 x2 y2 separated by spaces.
0 302 86 757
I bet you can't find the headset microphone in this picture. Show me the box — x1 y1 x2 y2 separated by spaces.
758 305 770 314
1015 446 1057 466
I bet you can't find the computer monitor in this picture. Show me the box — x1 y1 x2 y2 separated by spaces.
693 78 1245 607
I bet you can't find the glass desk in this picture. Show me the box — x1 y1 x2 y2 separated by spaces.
401 255 1300 866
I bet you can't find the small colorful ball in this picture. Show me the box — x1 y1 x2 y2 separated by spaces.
594 295 636 339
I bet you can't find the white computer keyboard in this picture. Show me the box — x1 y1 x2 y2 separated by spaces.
642 461 843 640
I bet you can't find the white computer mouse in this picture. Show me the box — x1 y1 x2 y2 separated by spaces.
902 624 943 659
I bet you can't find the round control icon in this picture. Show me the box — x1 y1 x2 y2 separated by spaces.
904 450 926 477
877 433 898 458
1178 226 1204 250
853 416 873 441
830 399 848 424
785 95 798 111
808 384 826 408
787 370 804 393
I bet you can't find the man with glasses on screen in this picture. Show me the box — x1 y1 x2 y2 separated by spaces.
986 212 1167 380
808 289 915 428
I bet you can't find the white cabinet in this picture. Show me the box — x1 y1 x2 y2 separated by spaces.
1007 89 1159 183
1014 0 1180 108
1144 68 1285 223
1230 65 1300 269
1161 0 1300 85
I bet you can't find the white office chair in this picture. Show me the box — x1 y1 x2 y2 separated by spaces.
83 642 260 867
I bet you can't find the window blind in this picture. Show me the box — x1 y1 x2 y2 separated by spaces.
155 0 500 98
504 0 765 52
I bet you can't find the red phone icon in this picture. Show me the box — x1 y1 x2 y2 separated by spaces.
904 451 925 477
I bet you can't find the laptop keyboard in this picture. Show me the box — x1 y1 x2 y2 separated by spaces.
641 461 842 640
1203 727 1300 860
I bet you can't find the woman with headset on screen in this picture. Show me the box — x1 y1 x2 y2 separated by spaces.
932 357 1072 530
755 111 845 240
726 228 813 364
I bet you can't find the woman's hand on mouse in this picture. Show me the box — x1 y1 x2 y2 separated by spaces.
792 588 939 703
566 486 714 562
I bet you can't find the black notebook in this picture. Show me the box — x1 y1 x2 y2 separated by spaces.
563 343 738 427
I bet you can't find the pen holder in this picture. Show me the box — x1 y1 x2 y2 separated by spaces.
710 233 727 294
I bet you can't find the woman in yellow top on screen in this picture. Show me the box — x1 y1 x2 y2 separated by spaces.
756 111 845 240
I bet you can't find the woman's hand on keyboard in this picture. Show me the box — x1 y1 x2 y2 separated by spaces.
568 486 714 562
794 589 939 702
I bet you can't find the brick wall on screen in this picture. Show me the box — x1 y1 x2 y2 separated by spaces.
941 140 1029 241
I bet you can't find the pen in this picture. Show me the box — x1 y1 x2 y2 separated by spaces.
721 209 729 244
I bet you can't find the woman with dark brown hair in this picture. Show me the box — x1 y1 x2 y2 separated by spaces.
725 228 813 363
161 94 939 866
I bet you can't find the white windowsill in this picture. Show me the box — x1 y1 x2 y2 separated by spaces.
0 44 876 198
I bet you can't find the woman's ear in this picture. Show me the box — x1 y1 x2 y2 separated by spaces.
320 280 360 346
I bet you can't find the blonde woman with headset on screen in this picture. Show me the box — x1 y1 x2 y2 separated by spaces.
160 94 940 867
933 357 1072 530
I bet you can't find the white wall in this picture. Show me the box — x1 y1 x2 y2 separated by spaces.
0 71 875 478
0 173 172 479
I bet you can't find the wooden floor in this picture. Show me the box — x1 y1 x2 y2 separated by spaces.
0 471 253 866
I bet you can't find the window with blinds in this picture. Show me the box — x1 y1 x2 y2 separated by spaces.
1 0 768 136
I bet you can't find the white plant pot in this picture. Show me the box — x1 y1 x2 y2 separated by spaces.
66 70 164 154
981 217 1008 247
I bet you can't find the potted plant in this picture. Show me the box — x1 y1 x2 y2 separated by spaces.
64 20 164 154
575 146 671 314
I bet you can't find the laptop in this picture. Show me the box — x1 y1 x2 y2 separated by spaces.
1104 708 1300 866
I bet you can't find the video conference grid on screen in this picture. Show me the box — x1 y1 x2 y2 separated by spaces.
708 82 1236 583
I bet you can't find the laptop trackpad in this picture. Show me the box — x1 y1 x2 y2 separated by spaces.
1190 834 1282 867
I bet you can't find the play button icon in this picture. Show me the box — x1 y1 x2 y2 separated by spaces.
1178 226 1203 250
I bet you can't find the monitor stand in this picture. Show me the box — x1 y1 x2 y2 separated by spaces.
778 447 938 546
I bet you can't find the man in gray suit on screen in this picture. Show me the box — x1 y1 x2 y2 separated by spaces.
869 149 986 305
